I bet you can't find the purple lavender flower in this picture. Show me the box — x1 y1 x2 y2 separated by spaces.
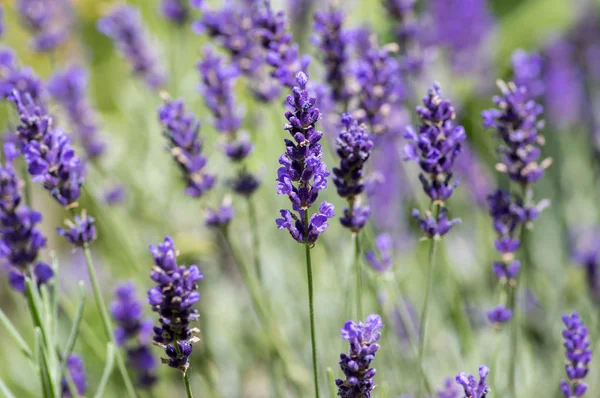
48 66 105 159
335 314 383 398
160 0 189 25
57 211 97 248
487 304 513 325
512 49 544 100
0 143 52 292
0 49 44 104
111 282 157 388
275 72 334 244
404 84 465 239
230 172 260 197
205 203 234 229
98 5 165 89
333 114 373 232
455 365 490 398
482 80 551 186
62 353 87 397
383 0 424 74
571 229 600 302
312 7 351 106
104 184 126 205
365 234 393 272
353 42 403 135
16 0 70 52
437 377 461 398
157 98 215 198
147 237 203 372
560 312 592 398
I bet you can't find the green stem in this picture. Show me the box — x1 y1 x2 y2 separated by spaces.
83 247 138 398
21 161 31 208
304 211 320 398
508 284 518 398
246 197 263 281
184 371 194 398
417 237 438 397
353 232 362 319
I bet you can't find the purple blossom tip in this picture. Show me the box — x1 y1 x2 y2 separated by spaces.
455 365 490 398
487 305 513 325
561 312 591 397
57 211 97 248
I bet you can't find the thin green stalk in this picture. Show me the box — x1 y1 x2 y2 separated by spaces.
21 162 32 208
304 211 320 398
326 367 336 398
247 197 263 281
508 284 518 398
82 247 138 398
354 232 362 319
184 371 194 398
417 237 438 398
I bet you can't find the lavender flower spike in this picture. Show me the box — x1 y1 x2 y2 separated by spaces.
98 5 165 89
404 84 465 239
160 0 189 25
455 365 490 398
57 210 97 248
560 312 592 398
158 96 215 198
62 353 87 397
335 314 384 398
16 0 70 52
148 237 203 372
275 72 334 244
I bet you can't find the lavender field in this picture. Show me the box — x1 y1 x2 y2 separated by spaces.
0 0 598 397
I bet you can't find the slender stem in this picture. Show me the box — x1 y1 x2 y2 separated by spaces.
21 161 32 208
82 247 138 398
304 210 320 398
184 371 194 398
246 197 262 281
508 283 518 398
353 232 362 319
417 237 438 397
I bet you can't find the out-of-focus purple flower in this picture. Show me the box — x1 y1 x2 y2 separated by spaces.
437 377 461 398
512 49 544 100
205 203 234 229
571 228 600 302
404 84 464 239
455 365 490 398
275 72 334 244
230 172 260 197
61 354 87 397
487 304 513 325
104 184 127 205
57 211 97 248
111 282 157 388
0 5 4 37
353 41 403 135
148 237 203 372
543 39 584 130
335 314 383 398
482 81 551 186
157 98 215 198
98 5 165 89
390 296 419 344
333 114 373 232
312 7 351 107
365 234 393 272
160 0 189 25
560 312 592 398
383 0 424 74
48 66 105 159
453 143 493 208
0 48 44 104
16 0 71 52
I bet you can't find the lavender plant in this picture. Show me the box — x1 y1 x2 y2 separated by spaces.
560 312 592 398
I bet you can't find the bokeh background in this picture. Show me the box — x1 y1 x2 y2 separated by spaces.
1 0 600 397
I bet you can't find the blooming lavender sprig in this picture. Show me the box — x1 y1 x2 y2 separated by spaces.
57 210 97 248
560 313 592 398
455 365 490 398
404 84 465 239
48 66 105 159
111 282 158 388
147 237 203 372
98 5 165 89
0 143 53 292
16 0 70 52
158 97 215 198
353 42 403 135
312 7 351 107
335 314 384 398
160 0 189 25
275 72 334 244
333 114 373 232
0 48 44 104
205 201 234 229
62 354 87 397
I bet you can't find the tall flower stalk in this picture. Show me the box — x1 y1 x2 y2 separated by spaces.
276 72 334 397
403 84 465 395
560 312 592 398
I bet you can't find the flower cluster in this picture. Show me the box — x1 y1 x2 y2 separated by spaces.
512 49 544 100
16 0 70 52
98 5 165 89
560 312 592 398
0 143 53 292
57 210 97 248
353 42 403 135
335 314 383 398
383 0 424 74
333 114 373 232
48 66 105 159
275 72 334 244
365 234 393 272
312 8 351 106
455 365 490 398
111 282 158 388
0 48 44 104
158 98 215 198
160 0 189 25
205 202 234 229
147 237 203 372
482 80 551 186
404 84 465 239
61 354 87 397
